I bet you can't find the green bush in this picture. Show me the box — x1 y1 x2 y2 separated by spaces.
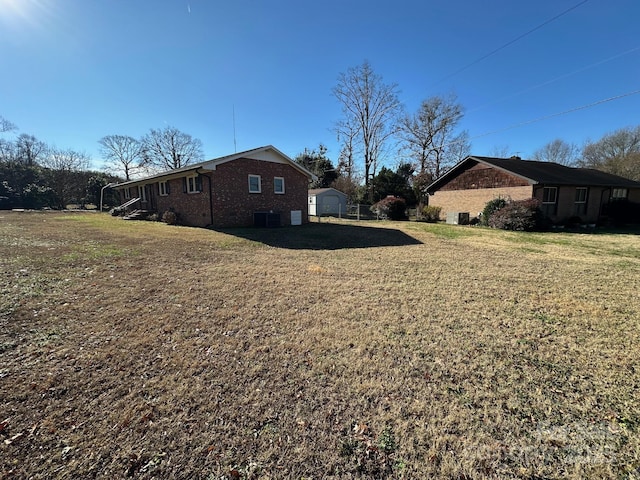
371 196 407 220
488 198 543 231
481 197 508 226
420 205 442 222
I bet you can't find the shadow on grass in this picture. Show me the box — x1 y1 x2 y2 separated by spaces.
218 222 423 250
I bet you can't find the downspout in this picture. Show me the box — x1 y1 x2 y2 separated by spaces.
599 187 611 221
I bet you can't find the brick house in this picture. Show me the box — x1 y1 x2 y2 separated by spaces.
114 145 316 228
426 156 640 224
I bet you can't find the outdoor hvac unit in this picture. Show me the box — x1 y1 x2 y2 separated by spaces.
446 212 470 225
253 211 281 227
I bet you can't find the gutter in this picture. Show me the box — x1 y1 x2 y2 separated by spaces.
114 166 203 189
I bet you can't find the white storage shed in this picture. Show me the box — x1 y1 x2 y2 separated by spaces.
308 188 348 216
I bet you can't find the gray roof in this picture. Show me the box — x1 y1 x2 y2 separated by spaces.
114 145 315 188
308 188 347 196
427 156 640 192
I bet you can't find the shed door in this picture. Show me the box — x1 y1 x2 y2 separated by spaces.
321 195 340 214
309 195 316 216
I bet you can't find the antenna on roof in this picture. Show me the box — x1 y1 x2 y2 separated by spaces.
233 104 237 153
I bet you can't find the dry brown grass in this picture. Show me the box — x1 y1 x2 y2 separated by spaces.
1 211 639 479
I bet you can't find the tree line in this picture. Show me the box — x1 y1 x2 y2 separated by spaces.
328 60 640 208
2 60 639 210
0 119 203 210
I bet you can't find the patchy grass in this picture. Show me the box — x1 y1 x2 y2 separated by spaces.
1 211 640 479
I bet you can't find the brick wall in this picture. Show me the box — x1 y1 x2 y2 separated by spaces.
211 158 309 227
429 186 533 220
130 158 310 228
156 177 212 227
440 162 529 190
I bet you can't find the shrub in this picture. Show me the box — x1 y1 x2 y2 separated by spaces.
162 210 178 225
564 216 583 228
481 197 508 226
603 200 640 225
420 205 442 222
371 196 407 220
488 198 543 231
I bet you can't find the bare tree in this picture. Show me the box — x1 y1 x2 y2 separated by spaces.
533 139 578 166
580 126 640 180
141 126 204 170
335 116 359 183
0 139 17 162
0 115 17 133
99 134 144 180
41 147 91 208
15 134 48 166
397 94 470 210
489 145 512 158
398 94 469 180
333 61 401 201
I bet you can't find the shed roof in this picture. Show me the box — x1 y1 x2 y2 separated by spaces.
308 188 347 196
427 156 640 193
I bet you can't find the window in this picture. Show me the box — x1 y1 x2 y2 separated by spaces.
124 187 131 200
185 175 202 194
274 177 285 194
159 181 169 196
542 187 557 204
575 187 587 203
138 185 147 202
574 187 588 215
612 188 628 200
248 174 261 193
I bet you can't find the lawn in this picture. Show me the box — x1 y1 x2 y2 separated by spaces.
1 211 639 479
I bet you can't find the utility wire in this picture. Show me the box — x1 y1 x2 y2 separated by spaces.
467 88 640 142
433 0 589 87
467 44 640 114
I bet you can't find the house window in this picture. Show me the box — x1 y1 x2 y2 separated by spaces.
574 187 588 215
159 181 169 196
274 177 285 194
138 185 147 202
185 175 202 194
612 188 628 200
124 187 131 200
248 174 261 193
542 187 557 204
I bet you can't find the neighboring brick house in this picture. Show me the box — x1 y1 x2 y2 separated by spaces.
426 156 640 224
114 145 316 228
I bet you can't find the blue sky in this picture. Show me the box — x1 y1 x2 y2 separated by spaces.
1 0 639 172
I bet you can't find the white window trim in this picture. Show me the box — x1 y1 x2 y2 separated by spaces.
612 188 628 199
159 181 168 196
575 187 587 204
542 187 557 204
124 187 131 200
248 174 261 193
274 177 285 194
186 175 199 194
138 185 147 202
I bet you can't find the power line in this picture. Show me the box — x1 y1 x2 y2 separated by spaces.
467 44 640 114
433 0 589 87
468 88 640 142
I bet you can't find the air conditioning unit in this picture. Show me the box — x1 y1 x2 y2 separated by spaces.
446 212 470 225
